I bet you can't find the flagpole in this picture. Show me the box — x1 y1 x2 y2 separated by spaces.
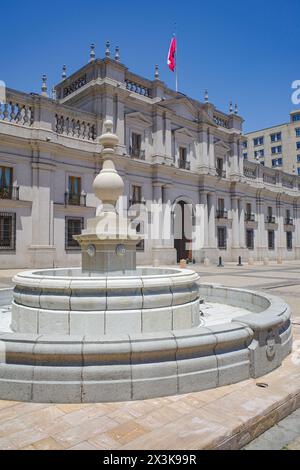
174 23 178 92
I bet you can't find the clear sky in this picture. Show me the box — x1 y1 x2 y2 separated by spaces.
0 0 299 132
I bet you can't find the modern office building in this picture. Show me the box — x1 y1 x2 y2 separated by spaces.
0 44 300 269
245 110 300 174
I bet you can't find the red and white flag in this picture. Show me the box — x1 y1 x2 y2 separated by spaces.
167 36 176 72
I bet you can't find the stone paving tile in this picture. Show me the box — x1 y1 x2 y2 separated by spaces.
107 420 151 446
120 415 231 450
287 437 300 450
52 416 119 448
68 441 98 450
88 432 121 450
0 262 300 450
8 428 49 449
0 436 16 450
31 437 65 450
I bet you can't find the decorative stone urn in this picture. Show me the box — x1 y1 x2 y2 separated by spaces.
74 120 141 274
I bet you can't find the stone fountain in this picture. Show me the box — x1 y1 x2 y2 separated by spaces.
0 121 293 403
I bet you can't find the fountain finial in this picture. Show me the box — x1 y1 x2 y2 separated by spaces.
93 119 124 208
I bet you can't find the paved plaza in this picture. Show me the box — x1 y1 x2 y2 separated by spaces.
0 260 299 450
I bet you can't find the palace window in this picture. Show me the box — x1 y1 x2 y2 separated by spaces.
295 128 300 137
131 185 142 204
178 147 190 170
254 149 264 158
292 114 300 122
67 176 82 205
243 141 248 148
266 207 275 224
130 133 142 158
253 137 264 146
0 166 13 199
136 222 144 252
297 155 300 162
286 209 293 225
243 152 248 159
245 203 255 222
272 158 282 167
216 158 225 177
297 142 300 150
298 167 300 176
268 230 275 250
65 217 83 250
217 227 227 250
286 232 293 251
216 198 227 218
246 229 254 250
270 132 281 142
271 145 282 154
0 213 16 250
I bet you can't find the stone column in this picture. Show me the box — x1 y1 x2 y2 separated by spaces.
294 203 300 259
256 196 267 261
153 114 164 158
164 115 172 160
199 192 209 248
198 129 209 172
115 95 125 150
276 201 285 258
229 139 239 177
152 182 163 203
208 131 215 173
29 157 55 268
207 192 217 248
238 198 246 249
231 197 240 249
162 184 175 249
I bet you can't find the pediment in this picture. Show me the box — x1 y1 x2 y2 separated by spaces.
125 112 152 128
174 127 195 139
159 96 199 121
214 139 230 151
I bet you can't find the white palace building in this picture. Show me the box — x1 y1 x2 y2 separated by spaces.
0 43 300 269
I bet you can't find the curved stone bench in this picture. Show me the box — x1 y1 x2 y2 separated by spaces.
0 285 292 403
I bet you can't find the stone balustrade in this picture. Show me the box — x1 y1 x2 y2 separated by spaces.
243 161 257 179
282 176 294 189
125 72 152 98
213 113 229 128
55 113 96 140
243 160 300 192
0 99 34 126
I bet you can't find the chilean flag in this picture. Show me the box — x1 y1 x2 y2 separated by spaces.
167 36 176 72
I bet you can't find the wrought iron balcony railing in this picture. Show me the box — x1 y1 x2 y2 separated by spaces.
216 209 228 219
285 218 294 226
129 198 146 206
266 215 276 224
179 159 191 170
129 146 145 160
0 186 19 200
216 168 226 178
64 192 86 207
245 213 255 222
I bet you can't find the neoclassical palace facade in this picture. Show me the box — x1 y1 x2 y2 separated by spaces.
0 48 300 268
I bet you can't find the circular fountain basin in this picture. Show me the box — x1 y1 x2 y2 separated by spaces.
11 267 200 335
0 277 293 404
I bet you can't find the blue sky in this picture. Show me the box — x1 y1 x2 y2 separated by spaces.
0 0 299 132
